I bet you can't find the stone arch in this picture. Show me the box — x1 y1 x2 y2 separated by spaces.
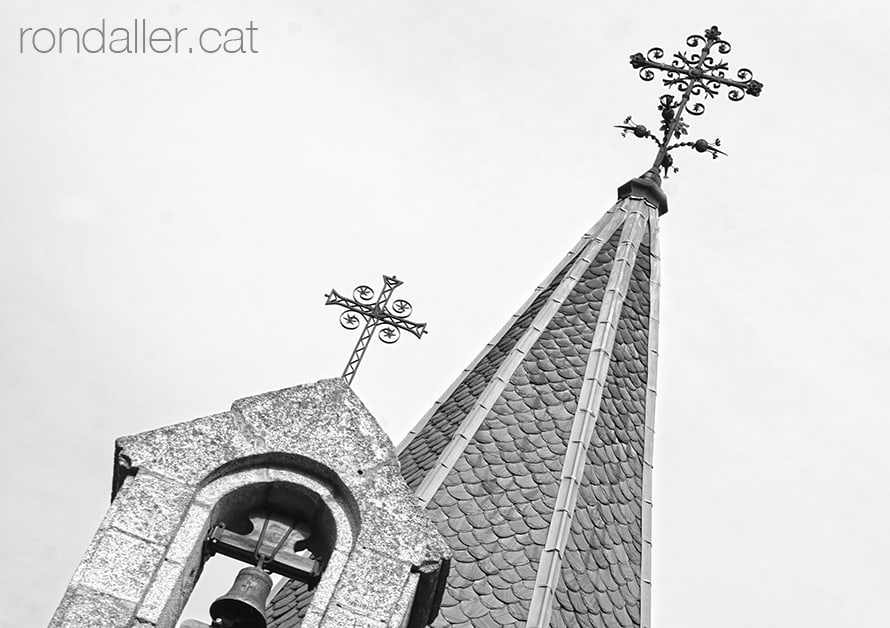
146 466 356 628
49 379 449 628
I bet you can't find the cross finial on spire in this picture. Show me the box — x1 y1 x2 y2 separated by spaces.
324 275 427 384
616 25 763 177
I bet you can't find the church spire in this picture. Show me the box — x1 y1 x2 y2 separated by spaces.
391 25 762 628
269 25 763 628
396 187 660 627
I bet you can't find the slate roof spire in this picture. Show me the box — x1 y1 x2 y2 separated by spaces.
268 177 663 628
395 174 663 627
269 24 763 628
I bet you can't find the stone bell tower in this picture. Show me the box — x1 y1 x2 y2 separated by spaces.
48 379 450 627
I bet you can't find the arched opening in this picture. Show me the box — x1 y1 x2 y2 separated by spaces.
207 481 338 578
171 475 348 628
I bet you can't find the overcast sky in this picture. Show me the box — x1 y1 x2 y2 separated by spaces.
2 1 889 626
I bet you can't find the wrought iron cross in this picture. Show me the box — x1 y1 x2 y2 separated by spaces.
325 275 427 384
617 25 763 176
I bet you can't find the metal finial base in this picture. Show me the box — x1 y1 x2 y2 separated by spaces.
617 168 668 215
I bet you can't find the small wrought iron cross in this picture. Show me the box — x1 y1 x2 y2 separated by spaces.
325 275 427 384
617 25 763 176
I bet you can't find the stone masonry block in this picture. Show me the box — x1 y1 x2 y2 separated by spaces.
233 379 395 480
137 559 185 625
321 603 388 627
50 586 136 628
193 467 272 506
79 529 164 603
353 464 451 565
116 411 264 486
301 548 349 628
387 572 420 628
165 501 212 567
330 549 412 619
109 472 195 545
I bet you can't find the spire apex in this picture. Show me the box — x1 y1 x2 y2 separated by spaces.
618 166 668 215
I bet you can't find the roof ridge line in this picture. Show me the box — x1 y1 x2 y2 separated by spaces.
526 199 653 628
395 203 624 457
640 212 662 628
412 207 631 506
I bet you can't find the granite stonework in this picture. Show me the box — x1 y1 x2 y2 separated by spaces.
49 378 449 628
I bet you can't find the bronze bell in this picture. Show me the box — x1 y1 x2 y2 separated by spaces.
209 566 273 628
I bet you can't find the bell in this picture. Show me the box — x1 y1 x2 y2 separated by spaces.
209 566 273 628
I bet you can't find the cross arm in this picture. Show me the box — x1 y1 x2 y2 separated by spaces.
630 53 692 78
630 51 762 99
325 289 427 338
374 313 427 339
324 290 375 316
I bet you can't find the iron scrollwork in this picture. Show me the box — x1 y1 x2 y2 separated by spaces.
339 311 361 330
325 275 427 384
618 25 763 176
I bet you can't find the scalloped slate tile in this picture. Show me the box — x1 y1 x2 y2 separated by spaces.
398 259 579 491
423 229 623 626
270 207 658 627
552 233 651 628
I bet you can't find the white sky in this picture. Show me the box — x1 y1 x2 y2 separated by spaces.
1 1 889 626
